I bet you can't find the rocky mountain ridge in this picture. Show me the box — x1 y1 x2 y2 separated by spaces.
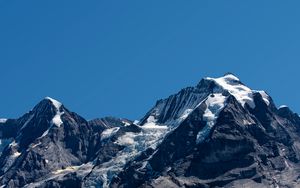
0 74 300 188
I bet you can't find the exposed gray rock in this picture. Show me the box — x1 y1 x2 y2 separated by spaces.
1 74 300 188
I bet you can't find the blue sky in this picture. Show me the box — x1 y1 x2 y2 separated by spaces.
0 0 300 120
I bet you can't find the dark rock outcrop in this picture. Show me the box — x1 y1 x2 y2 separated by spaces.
1 74 300 188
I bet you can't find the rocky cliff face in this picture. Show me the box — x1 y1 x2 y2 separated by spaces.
0 74 300 188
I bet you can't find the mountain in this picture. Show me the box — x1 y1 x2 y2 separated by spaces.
0 74 300 188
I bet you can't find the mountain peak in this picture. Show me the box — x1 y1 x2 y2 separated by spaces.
22 97 65 129
141 74 272 128
204 74 241 86
43 97 63 127
1 74 300 188
204 74 269 109
223 72 239 78
44 97 62 111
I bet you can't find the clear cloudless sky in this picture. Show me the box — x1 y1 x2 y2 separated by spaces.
1 0 300 120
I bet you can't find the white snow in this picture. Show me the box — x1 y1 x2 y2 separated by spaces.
144 74 270 132
255 90 270 105
101 127 120 140
146 115 157 124
179 109 194 121
21 75 273 187
51 112 64 127
45 97 64 127
13 151 21 158
40 97 63 138
142 123 168 129
206 74 270 108
0 118 7 123
115 132 136 146
196 94 227 143
243 119 253 125
84 122 169 187
279 105 288 109
142 115 168 129
206 74 255 108
45 97 62 110
122 120 131 126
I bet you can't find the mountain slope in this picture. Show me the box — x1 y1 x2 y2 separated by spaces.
0 74 300 188
0 97 98 187
111 74 300 188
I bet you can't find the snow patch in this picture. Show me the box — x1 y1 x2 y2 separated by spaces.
142 123 168 129
122 120 131 126
13 151 21 158
146 115 157 124
45 97 64 127
115 132 136 146
45 97 62 110
179 109 193 121
206 75 255 108
0 119 7 123
196 94 227 143
243 119 253 125
256 90 270 105
85 122 169 187
143 115 169 129
206 74 270 109
51 112 64 127
101 127 120 140
279 105 288 109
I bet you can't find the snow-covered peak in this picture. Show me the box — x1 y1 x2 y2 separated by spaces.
0 118 7 123
43 97 63 127
220 73 240 82
140 74 271 129
44 97 62 111
205 74 270 109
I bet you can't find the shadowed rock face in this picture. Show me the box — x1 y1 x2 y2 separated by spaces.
1 74 300 188
111 94 300 188
0 98 137 188
0 99 96 187
89 117 133 132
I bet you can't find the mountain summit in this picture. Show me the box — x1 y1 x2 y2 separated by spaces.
0 75 300 188
140 74 270 127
